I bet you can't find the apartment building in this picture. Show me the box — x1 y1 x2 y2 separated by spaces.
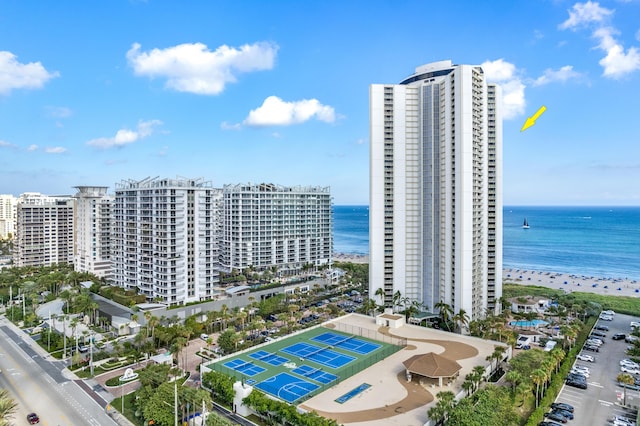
112 177 221 306
0 194 17 239
14 192 75 267
73 186 113 280
221 183 332 275
369 60 503 320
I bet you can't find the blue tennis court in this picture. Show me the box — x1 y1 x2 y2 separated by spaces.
281 342 355 369
255 372 319 403
248 350 289 366
223 359 266 377
292 365 338 385
311 332 381 355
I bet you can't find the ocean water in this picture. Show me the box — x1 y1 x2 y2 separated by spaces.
333 205 640 280
333 205 369 254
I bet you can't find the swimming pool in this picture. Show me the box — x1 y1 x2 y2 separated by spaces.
509 319 548 327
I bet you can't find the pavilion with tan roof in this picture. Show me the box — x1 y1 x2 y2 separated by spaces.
402 352 462 387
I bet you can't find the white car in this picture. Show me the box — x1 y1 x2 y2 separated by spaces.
602 310 615 316
570 368 590 378
576 354 594 362
586 339 603 346
572 365 590 373
600 315 614 321
612 415 635 426
631 321 640 328
620 359 640 369
620 365 640 375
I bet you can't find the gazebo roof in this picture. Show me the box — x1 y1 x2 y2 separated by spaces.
402 352 462 378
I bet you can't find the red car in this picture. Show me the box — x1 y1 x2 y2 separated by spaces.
27 413 40 424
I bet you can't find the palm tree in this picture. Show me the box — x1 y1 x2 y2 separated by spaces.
392 290 402 313
550 347 565 373
531 369 546 407
617 373 635 406
471 365 486 391
362 298 377 317
515 381 532 406
375 287 385 307
452 309 470 334
505 370 522 392
0 388 18 425
434 301 453 331
461 379 474 396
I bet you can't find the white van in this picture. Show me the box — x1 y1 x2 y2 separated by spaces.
200 333 209 341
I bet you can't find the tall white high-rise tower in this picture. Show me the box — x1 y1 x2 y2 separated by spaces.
73 186 113 280
369 60 503 320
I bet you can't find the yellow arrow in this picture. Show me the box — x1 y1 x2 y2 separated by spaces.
520 105 547 132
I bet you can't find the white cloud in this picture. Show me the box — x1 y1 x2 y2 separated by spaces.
559 1 613 30
594 27 640 78
45 146 66 154
481 59 526 120
220 121 241 131
27 144 38 151
45 106 72 118
0 51 59 95
243 96 336 127
86 119 163 149
127 41 278 95
533 65 583 86
559 2 640 78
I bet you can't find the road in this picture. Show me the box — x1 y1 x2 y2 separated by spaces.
0 317 118 426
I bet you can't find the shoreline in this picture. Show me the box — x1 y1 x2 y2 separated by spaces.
504 267 640 297
331 253 640 297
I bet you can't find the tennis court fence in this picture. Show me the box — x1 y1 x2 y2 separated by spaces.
331 322 408 347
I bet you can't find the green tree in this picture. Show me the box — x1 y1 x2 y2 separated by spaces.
0 389 18 426
617 373 635 406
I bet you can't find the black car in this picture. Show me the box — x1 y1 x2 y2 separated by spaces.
552 409 574 420
583 345 599 352
613 333 626 340
27 413 40 424
566 374 587 382
551 402 574 413
566 379 587 389
544 412 568 423
591 331 607 337
595 324 609 331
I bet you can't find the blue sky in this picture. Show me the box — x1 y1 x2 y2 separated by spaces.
1 0 639 206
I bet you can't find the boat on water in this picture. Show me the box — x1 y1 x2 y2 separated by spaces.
522 218 530 229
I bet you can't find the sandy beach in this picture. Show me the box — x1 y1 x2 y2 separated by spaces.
504 268 640 297
334 253 369 264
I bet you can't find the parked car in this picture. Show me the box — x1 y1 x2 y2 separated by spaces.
630 321 640 328
620 359 640 369
600 315 613 321
625 335 638 343
621 365 640 375
551 409 574 420
571 365 590 374
613 333 626 340
576 354 594 362
27 413 40 424
591 331 607 337
538 422 563 426
566 379 587 389
612 415 635 426
594 324 610 331
551 402 574 412
544 411 568 423
602 310 616 316
583 345 599 352
617 381 640 391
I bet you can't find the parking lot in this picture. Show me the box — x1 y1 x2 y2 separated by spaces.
553 312 639 425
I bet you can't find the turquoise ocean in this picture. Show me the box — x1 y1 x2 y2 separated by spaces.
333 205 640 280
